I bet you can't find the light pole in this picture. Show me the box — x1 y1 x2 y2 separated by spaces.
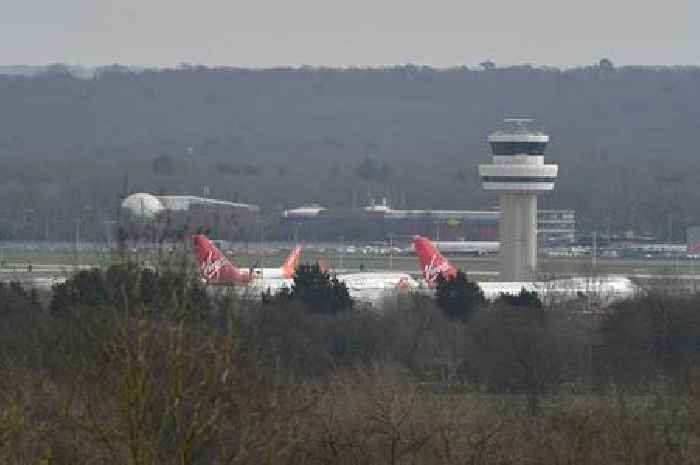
339 235 344 270
293 222 301 243
592 231 597 273
75 205 93 268
258 215 265 269
75 217 81 267
389 232 394 271
103 220 116 248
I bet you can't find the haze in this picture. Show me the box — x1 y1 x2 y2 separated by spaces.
2 0 699 68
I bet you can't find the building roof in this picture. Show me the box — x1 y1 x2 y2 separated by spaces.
283 204 327 218
158 195 260 212
122 193 260 217
121 193 165 218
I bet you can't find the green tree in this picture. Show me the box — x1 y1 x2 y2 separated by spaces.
50 264 208 316
495 288 542 309
378 162 392 182
268 263 352 313
598 57 615 71
0 282 41 315
50 268 112 313
469 305 577 414
435 271 485 322
600 294 700 390
355 156 379 181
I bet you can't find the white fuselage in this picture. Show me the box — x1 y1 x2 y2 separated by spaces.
208 272 419 304
336 272 418 291
431 241 500 255
475 275 639 306
207 258 639 308
250 267 287 280
248 271 419 292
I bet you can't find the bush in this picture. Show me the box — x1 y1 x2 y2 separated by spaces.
468 304 585 413
599 293 700 390
50 263 208 316
435 271 485 322
495 288 542 309
266 263 353 314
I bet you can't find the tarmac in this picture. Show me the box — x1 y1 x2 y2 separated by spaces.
2 259 699 298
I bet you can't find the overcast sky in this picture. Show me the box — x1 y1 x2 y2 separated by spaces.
2 0 698 68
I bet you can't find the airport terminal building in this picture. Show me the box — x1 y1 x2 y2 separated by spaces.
281 201 575 245
120 193 260 241
120 193 575 245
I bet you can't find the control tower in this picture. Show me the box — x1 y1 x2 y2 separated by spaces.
478 119 558 281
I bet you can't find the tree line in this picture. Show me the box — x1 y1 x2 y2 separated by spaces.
1 258 700 462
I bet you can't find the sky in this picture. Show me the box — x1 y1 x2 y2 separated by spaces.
2 0 699 68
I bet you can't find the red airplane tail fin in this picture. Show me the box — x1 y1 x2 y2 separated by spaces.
281 245 302 278
316 257 329 273
412 235 458 286
192 234 238 283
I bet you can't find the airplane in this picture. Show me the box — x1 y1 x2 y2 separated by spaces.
413 235 458 287
412 235 639 305
192 234 301 286
192 234 418 300
430 240 500 255
335 272 417 292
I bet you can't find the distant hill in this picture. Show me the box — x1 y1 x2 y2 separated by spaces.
0 64 698 163
0 63 699 240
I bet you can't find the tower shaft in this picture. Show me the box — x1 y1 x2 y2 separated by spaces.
499 193 537 281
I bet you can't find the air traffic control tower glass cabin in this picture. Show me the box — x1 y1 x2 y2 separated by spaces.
478 119 558 281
